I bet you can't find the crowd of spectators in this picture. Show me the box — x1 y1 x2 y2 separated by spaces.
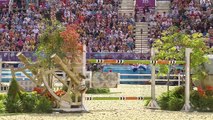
0 0 45 51
147 0 213 48
0 0 136 53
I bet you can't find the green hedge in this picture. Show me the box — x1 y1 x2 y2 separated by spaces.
19 92 52 113
3 78 52 113
3 92 52 113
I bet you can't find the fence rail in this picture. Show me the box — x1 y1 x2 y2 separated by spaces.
0 60 184 86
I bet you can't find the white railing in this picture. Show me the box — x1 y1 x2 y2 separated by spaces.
120 73 184 86
84 71 185 86
0 59 184 86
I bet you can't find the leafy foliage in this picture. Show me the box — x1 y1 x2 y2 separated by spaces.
35 95 52 113
168 96 184 111
158 86 213 111
20 92 38 113
37 20 65 68
37 20 82 67
0 94 6 113
153 26 212 76
60 24 82 62
190 90 213 112
157 91 170 110
5 78 23 113
0 100 5 113
7 78 20 99
5 95 23 113
157 86 185 111
0 94 6 101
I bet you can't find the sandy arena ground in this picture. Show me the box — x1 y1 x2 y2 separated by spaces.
0 85 213 120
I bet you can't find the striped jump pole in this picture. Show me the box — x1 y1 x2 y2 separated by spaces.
87 59 185 65
85 96 144 101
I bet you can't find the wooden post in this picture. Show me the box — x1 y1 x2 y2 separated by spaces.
51 54 80 85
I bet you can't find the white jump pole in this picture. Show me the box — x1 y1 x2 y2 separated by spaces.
147 48 160 109
182 48 192 112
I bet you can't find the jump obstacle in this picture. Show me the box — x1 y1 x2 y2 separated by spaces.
85 47 192 112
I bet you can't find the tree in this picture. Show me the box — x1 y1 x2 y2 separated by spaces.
60 24 82 63
153 26 212 75
5 78 22 113
36 20 65 68
37 20 82 68
7 78 20 99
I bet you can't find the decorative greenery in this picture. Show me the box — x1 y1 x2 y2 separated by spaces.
3 78 53 113
19 92 38 113
35 95 52 113
36 20 65 68
168 96 184 111
5 78 23 113
5 95 23 113
190 90 213 112
157 86 185 111
0 94 6 101
158 86 213 111
0 100 5 113
153 26 213 76
86 88 110 94
7 78 20 99
37 20 82 67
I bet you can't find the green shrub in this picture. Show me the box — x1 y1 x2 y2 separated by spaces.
190 90 202 110
5 78 22 113
205 90 213 96
5 95 23 113
157 86 184 111
3 78 53 113
0 100 6 113
168 97 184 111
0 94 6 101
86 88 110 94
35 95 52 113
170 86 184 98
7 78 20 99
157 92 170 110
20 92 38 113
190 90 213 112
